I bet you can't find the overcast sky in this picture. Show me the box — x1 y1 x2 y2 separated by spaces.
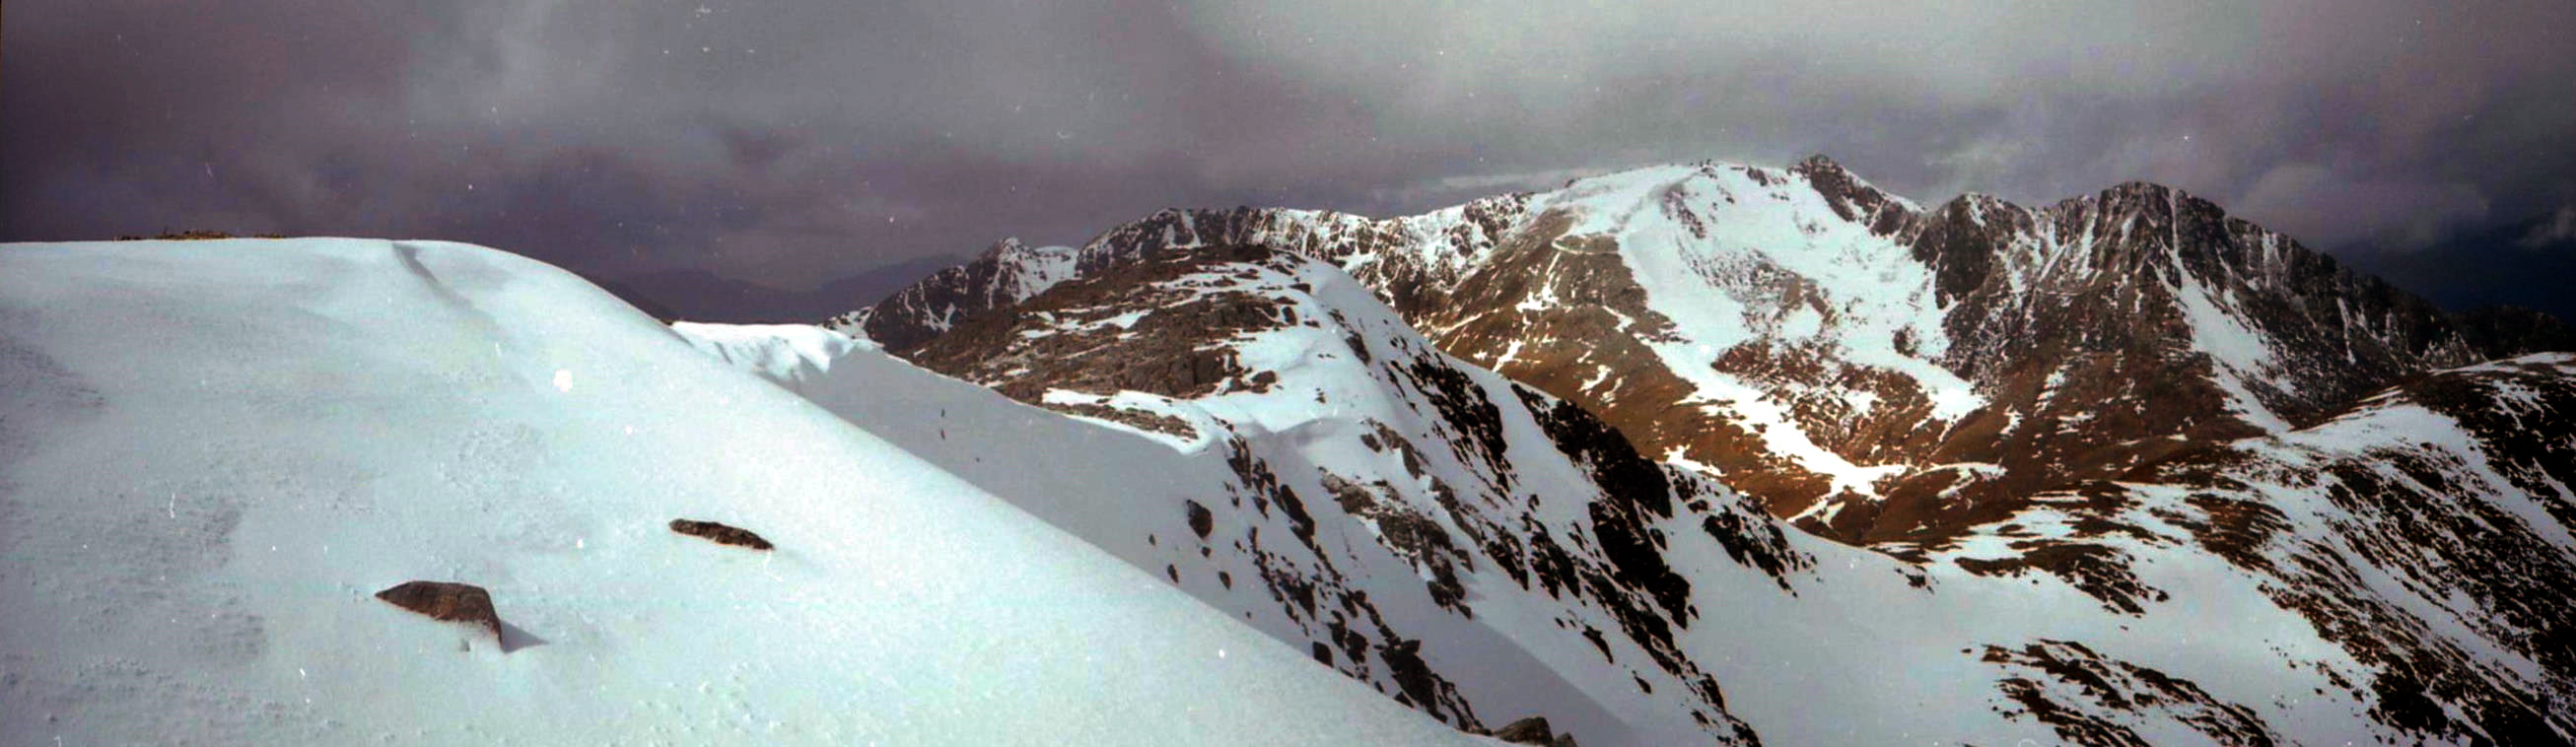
5 0 2572 316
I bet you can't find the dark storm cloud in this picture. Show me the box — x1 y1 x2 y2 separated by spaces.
1175 0 2576 247
5 0 2572 316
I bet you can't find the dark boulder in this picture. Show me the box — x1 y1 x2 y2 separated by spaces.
375 580 502 640
1185 500 1214 539
1491 715 1580 746
669 518 774 550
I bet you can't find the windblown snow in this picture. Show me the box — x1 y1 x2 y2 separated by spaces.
0 238 1492 746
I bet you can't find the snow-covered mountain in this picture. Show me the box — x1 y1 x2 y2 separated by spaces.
849 157 2556 547
808 158 2576 744
723 237 2576 744
0 238 1499 745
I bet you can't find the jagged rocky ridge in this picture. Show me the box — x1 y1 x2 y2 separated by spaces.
851 157 2562 545
784 158 2576 745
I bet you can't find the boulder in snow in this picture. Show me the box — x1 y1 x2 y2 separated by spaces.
374 580 503 640
669 518 774 550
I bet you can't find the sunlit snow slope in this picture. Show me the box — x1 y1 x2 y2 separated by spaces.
0 238 1494 746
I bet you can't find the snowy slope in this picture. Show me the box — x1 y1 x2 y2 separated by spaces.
2111 354 2576 742
1872 353 2576 744
680 314 2400 747
0 238 1497 746
683 243 2576 746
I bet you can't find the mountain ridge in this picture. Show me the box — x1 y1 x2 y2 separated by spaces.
843 156 2564 544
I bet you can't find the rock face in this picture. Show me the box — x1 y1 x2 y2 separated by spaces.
836 238 1079 351
374 580 502 640
905 244 1288 401
669 518 773 550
